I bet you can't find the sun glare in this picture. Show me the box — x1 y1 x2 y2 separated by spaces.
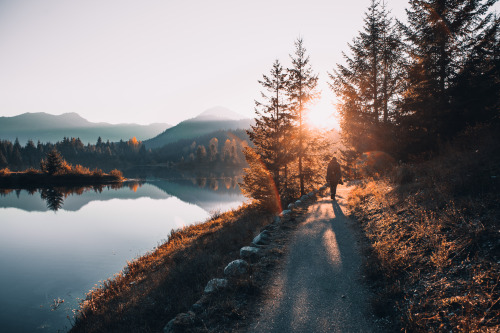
306 104 340 130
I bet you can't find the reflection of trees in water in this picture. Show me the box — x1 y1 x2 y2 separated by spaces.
190 175 241 190
224 177 232 189
35 181 143 211
40 188 64 211
209 178 218 191
196 177 207 188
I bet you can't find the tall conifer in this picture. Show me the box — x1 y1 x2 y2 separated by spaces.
399 0 496 152
287 38 319 196
247 59 291 196
330 0 402 156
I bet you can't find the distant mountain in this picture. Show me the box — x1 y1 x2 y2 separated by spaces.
195 106 248 121
0 112 171 145
144 107 253 149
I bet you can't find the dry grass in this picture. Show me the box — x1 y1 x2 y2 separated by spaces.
70 203 273 333
0 167 11 175
348 125 500 332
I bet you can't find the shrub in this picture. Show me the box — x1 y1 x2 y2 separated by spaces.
109 169 123 179
25 168 41 175
73 164 91 175
0 168 11 176
240 147 281 213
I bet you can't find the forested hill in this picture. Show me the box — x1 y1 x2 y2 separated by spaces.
0 112 170 144
144 111 253 149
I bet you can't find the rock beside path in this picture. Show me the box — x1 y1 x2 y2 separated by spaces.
224 259 249 278
204 278 228 293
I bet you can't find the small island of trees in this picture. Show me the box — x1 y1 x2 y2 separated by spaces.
0 149 124 188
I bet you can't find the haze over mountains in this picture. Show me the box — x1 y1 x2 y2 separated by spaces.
0 107 253 149
0 112 171 145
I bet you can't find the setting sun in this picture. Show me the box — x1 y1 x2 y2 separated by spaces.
306 100 340 130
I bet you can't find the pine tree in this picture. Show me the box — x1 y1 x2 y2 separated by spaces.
40 150 66 175
399 0 496 152
208 137 218 162
330 0 403 157
287 38 319 195
0 150 7 168
195 145 207 163
451 14 500 126
247 59 291 195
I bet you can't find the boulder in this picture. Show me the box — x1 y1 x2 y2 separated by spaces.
204 278 228 293
280 210 291 217
295 200 302 206
252 232 270 245
190 303 204 314
224 259 249 277
163 311 197 333
301 195 308 201
240 246 260 259
287 203 295 210
273 215 281 223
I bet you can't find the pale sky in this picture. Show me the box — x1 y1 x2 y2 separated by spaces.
0 1 498 128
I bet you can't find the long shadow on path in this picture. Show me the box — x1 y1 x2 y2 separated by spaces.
249 188 373 333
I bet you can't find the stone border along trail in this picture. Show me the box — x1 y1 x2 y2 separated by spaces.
246 185 376 333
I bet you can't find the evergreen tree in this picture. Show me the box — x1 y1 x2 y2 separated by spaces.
208 137 218 162
287 38 319 195
330 0 403 158
40 150 66 175
0 150 7 168
196 145 207 163
451 14 500 126
247 59 291 195
399 0 496 152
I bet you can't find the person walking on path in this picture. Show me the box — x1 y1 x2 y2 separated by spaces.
326 156 342 199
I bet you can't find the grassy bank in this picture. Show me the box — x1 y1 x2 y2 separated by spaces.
70 203 273 333
348 126 500 332
0 167 123 188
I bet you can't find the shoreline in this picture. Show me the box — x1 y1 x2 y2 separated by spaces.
0 172 124 189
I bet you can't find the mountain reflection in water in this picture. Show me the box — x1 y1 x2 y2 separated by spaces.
0 173 244 213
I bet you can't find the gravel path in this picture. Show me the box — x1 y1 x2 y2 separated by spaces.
247 185 375 333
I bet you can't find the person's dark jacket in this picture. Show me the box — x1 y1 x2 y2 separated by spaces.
326 159 341 183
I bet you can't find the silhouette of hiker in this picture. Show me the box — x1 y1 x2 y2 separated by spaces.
326 156 342 200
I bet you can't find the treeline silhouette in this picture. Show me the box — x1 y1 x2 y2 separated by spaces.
0 136 147 171
0 129 249 172
330 0 499 162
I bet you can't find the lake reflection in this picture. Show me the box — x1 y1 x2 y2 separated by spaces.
0 176 246 333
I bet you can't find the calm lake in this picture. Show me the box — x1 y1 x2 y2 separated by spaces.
0 171 246 332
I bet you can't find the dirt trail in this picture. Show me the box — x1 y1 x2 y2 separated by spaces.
246 185 375 333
